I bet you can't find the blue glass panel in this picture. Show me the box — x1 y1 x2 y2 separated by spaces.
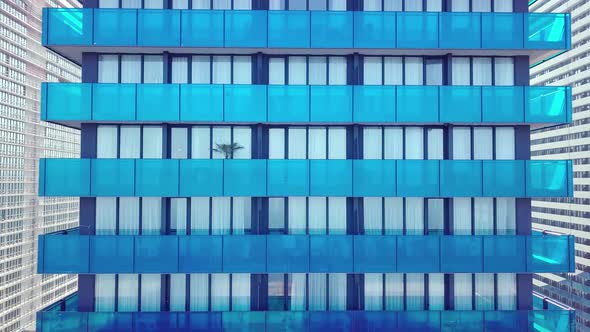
525 86 569 123
39 312 88 332
181 11 223 47
45 83 91 121
440 160 482 197
441 311 483 332
397 312 440 332
310 86 353 122
225 11 267 47
89 236 134 273
42 236 89 273
353 312 397 331
137 10 180 46
268 11 310 48
223 160 267 196
353 86 396 123
529 311 575 332
483 236 526 272
268 86 310 123
184 313 223 332
528 235 573 273
353 236 396 272
180 85 223 122
353 160 396 197
525 13 567 49
179 159 223 197
92 84 136 121
440 236 483 272
267 236 309 272
224 85 267 122
309 312 352 331
481 13 524 49
439 86 482 123
88 312 133 332
526 160 570 197
46 8 92 45
223 236 265 272
93 9 137 46
397 237 439 272
267 312 309 331
396 160 439 197
178 236 222 272
354 12 396 48
134 313 178 332
267 160 309 196
482 160 525 197
310 236 353 272
91 159 135 196
484 311 529 332
310 11 353 48
43 159 90 196
396 86 439 122
482 86 524 123
222 312 266 332
309 160 353 196
135 159 179 197
397 13 438 48
440 13 481 49
134 237 178 273
137 85 180 121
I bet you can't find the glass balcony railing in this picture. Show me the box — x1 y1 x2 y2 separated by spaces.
43 9 570 51
38 159 573 198
41 83 573 127
37 234 574 274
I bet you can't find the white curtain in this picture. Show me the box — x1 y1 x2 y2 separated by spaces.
98 0 118 8
142 126 163 159
453 198 472 235
454 273 473 310
452 57 470 85
405 127 424 159
384 57 403 85
383 0 402 11
192 56 211 84
404 57 423 85
310 0 326 10
384 127 403 159
288 197 307 234
142 198 161 235
474 198 494 235
363 0 381 11
288 128 307 159
428 274 445 310
328 128 346 159
269 128 285 159
309 57 327 85
364 198 382 235
269 0 286 10
119 197 139 235
309 273 327 311
143 0 163 8
97 125 118 158
233 0 252 9
140 275 161 312
363 128 382 159
404 0 422 11
384 198 403 235
96 197 116 235
172 0 189 8
427 199 444 235
211 274 230 311
406 273 425 310
473 57 492 86
496 198 516 235
289 0 306 10
118 274 138 312
426 0 442 11
233 127 252 159
328 57 347 85
365 273 383 311
494 58 515 86
212 126 231 159
288 57 307 85
212 197 231 235
497 273 517 309
495 127 515 160
171 198 187 235
385 273 403 310
233 56 252 84
426 59 443 85
192 127 211 159
328 0 346 10
213 0 230 9
143 56 163 84
269 58 286 85
170 274 186 311
427 128 443 160
172 57 188 84
171 128 188 159
232 197 251 235
121 0 141 8
290 273 306 311
451 0 470 12
190 274 209 311
475 273 495 310
232 274 251 311
95 274 115 311
192 0 210 8
328 197 346 234
308 197 327 234
405 198 424 235
212 56 231 84
329 273 347 311
493 0 513 12
191 197 210 235
98 55 118 83
364 57 382 85
452 127 471 160
308 127 327 159
269 198 285 231
472 0 491 11
121 55 141 83
474 127 493 160
120 126 140 159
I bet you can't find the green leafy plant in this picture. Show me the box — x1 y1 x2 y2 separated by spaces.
212 142 244 159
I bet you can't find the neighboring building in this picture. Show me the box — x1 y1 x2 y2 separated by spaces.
35 0 576 331
530 0 590 331
0 0 80 330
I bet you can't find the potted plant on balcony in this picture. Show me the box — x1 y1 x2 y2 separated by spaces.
213 142 244 159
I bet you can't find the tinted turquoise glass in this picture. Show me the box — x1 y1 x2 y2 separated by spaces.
223 160 267 196
46 8 92 45
180 85 223 122
43 83 91 121
181 11 223 47
353 86 396 123
179 159 223 197
397 312 440 330
397 237 440 272
178 236 222 272
267 160 309 196
93 9 137 46
266 235 310 272
224 85 267 122
354 12 396 48
223 236 266 272
42 235 89 273
481 13 524 49
528 235 574 273
440 160 482 197
353 236 396 272
482 160 525 197
135 237 178 272
353 160 396 197
90 159 135 196
526 160 571 197
397 13 438 48
440 86 482 123
441 312 484 331
482 86 525 123
396 160 439 197
525 86 570 123
310 160 353 196
225 11 267 47
396 86 439 122
137 10 180 46
310 86 353 122
222 312 266 332
440 236 483 272
137 85 180 121
310 11 353 48
483 236 526 272
89 236 134 273
309 236 353 272
268 86 310 123
43 159 90 196
268 11 310 48
92 84 136 121
135 159 179 197
525 13 567 49
440 13 481 49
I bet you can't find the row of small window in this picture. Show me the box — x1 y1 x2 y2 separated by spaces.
95 196 517 235
98 0 514 12
98 54 516 86
93 273 517 312
96 125 517 161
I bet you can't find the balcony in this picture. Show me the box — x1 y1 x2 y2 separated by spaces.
38 159 573 198
37 234 574 274
41 83 572 128
42 8 570 64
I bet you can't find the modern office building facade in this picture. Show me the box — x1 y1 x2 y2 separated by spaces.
529 0 590 331
36 0 576 330
0 0 80 330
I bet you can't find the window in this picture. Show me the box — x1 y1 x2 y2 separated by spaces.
170 55 253 84
450 0 511 12
98 55 163 83
269 0 346 10
268 56 347 85
363 56 443 85
173 0 252 9
452 56 515 85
